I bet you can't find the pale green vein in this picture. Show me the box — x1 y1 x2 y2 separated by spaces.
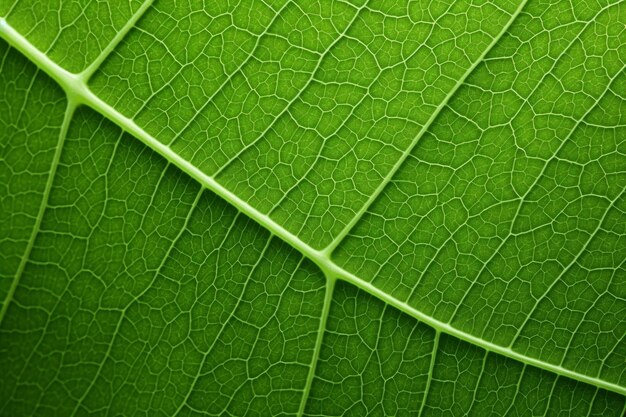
410 3 623 308
542 375 561 417
447 27 625 328
326 262 626 396
467 350 490 415
78 0 155 82
168 209 243 416
585 388 601 417
320 0 530 256
503 364 527 417
1 15 625 397
67 183 204 417
212 0 369 177
145 0 295 145
417 330 440 417
267 1 459 218
298 276 336 417
0 99 75 326
172 231 274 417
510 188 625 348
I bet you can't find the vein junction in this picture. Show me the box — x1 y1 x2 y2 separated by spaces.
1 0 624 400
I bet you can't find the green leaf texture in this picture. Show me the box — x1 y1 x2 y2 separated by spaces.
0 0 625 415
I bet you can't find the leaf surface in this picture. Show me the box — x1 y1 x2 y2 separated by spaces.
0 0 625 415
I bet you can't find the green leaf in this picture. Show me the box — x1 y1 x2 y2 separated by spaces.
1 0 624 415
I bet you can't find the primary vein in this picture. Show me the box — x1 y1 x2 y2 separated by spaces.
1 14 625 398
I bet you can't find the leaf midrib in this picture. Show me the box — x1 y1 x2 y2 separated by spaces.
0 13 624 398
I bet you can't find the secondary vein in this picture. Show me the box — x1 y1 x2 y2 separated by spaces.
1 15 624 397
0 99 75 326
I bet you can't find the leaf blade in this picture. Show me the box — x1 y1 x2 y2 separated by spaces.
1 0 625 414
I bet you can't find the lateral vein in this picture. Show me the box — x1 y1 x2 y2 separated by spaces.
320 0 530 255
297 275 336 417
0 100 76 325
1 16 625 397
